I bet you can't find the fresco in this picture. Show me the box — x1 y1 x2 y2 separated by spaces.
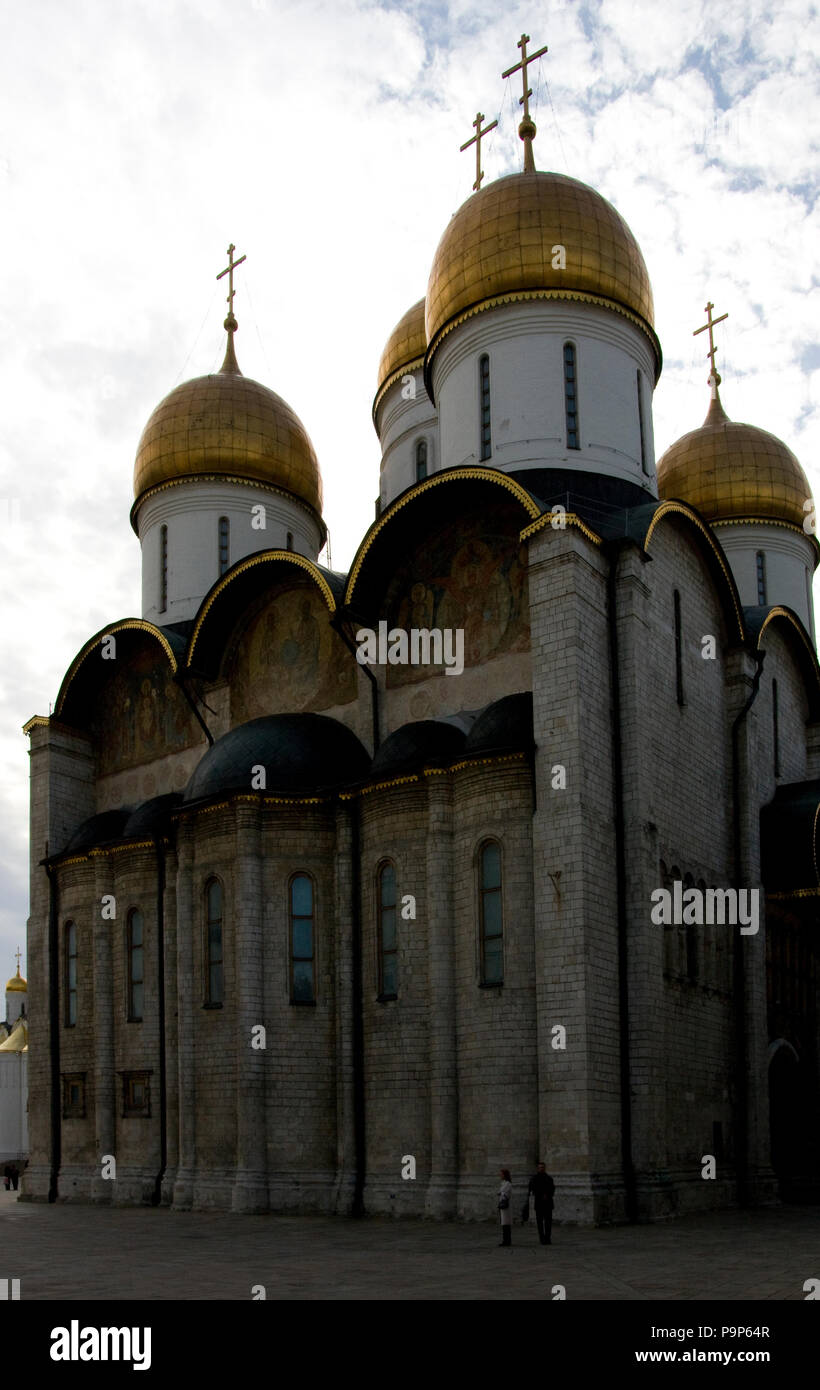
383 508 529 687
93 647 200 775
230 584 357 721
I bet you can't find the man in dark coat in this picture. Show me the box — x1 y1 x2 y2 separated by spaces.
528 1161 555 1245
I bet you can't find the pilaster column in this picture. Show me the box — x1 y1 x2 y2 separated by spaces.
332 801 356 1213
172 824 195 1209
90 852 115 1203
161 845 179 1203
232 802 268 1212
424 776 458 1217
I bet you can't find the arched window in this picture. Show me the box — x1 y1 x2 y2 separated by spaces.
286 531 293 552
563 343 579 449
415 439 428 482
479 354 492 460
756 551 767 606
127 908 144 1021
290 873 315 1003
218 516 230 576
637 370 648 473
159 524 168 613
205 878 224 1006
378 861 398 999
64 921 77 1026
479 841 503 985
674 589 685 706
773 678 780 778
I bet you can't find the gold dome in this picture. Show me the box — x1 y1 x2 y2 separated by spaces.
6 965 25 993
133 335 323 518
374 298 426 407
425 171 657 370
657 386 812 530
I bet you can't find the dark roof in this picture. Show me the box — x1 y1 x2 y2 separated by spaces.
760 779 820 893
122 793 184 838
371 720 466 779
184 713 370 802
62 808 134 855
508 468 659 541
464 692 534 757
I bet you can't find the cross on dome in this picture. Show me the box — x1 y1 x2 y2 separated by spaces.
460 111 498 192
216 242 247 374
502 32 548 173
694 300 729 395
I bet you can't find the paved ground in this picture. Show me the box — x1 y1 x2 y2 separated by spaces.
2 1191 818 1300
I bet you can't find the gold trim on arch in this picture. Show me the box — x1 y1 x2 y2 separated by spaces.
345 468 540 607
644 501 745 642
424 289 662 392
519 511 603 547
188 550 337 668
55 620 178 718
372 356 425 423
757 606 820 696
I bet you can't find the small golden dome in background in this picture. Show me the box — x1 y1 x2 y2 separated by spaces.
133 338 323 518
374 298 426 408
6 964 26 993
425 171 657 370
657 385 812 530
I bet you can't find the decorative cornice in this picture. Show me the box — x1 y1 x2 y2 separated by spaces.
131 471 325 539
372 356 425 423
341 750 529 799
22 715 50 735
424 289 662 399
345 467 540 607
188 549 337 668
519 511 603 547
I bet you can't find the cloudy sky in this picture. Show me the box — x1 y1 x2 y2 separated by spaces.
1 0 818 976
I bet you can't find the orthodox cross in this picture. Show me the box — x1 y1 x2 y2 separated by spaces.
14 947 21 973
460 111 498 191
217 243 247 323
694 301 728 388
502 32 548 172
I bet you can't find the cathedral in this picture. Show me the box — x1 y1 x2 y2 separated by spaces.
23 42 820 1224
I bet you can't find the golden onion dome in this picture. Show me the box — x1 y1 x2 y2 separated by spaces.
6 965 26 993
657 384 812 530
374 298 426 413
133 331 323 518
425 171 658 376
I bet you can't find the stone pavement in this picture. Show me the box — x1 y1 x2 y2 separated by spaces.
2 1190 818 1300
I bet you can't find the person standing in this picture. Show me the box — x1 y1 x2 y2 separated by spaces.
528 1161 555 1245
497 1168 513 1246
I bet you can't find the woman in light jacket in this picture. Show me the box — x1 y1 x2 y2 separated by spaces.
498 1168 513 1246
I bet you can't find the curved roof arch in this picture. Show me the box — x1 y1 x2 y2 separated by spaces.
344 467 540 611
55 619 182 725
747 605 820 719
187 550 342 678
644 500 746 645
